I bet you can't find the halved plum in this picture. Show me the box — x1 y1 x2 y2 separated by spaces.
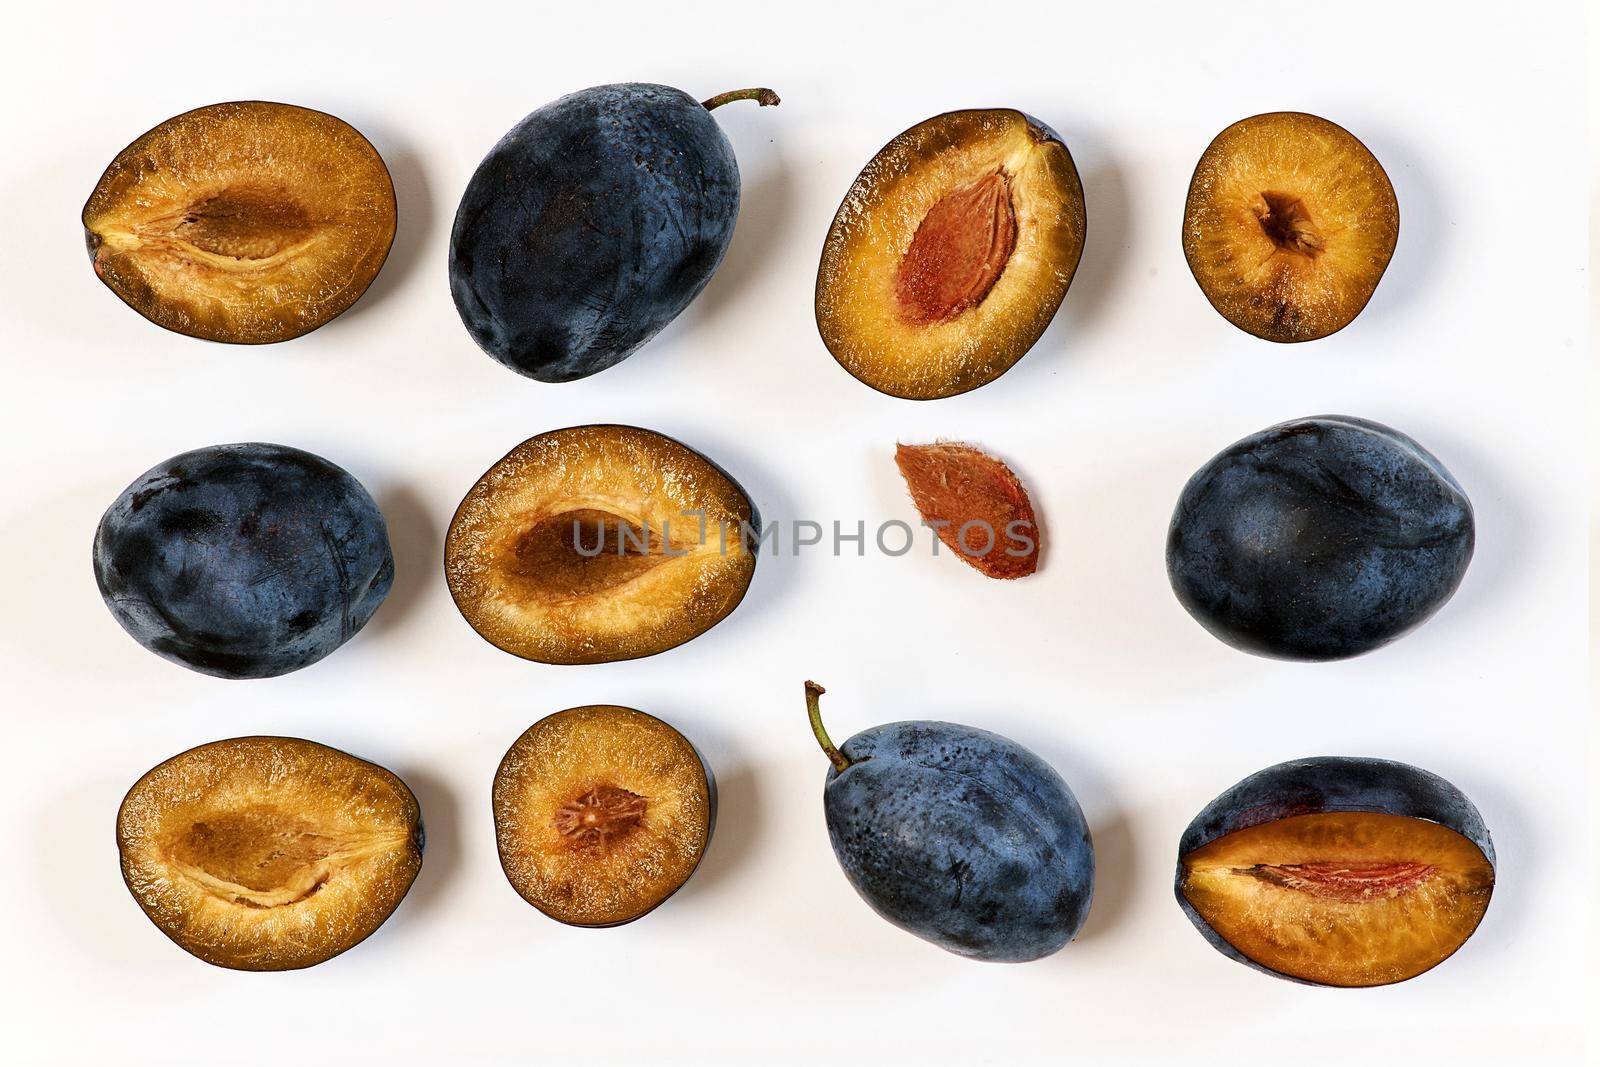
116 737 423 970
83 101 396 343
816 110 1086 400
492 706 714 926
1176 757 1494 987
1182 113 1398 342
444 425 759 664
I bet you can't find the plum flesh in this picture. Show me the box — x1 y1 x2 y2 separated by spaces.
1176 757 1494 987
816 109 1085 400
83 101 396 344
117 736 423 970
444 425 758 664
493 706 713 926
1167 415 1473 660
449 84 776 383
1182 112 1397 342
808 683 1093 962
93 443 393 679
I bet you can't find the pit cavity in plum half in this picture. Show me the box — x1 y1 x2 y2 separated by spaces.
1176 757 1494 987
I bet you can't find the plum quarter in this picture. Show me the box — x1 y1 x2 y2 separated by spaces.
449 83 778 382
445 425 758 664
1183 112 1398 342
807 682 1093 962
1167 416 1473 660
493 706 714 926
83 101 396 343
816 109 1085 399
1176 757 1494 987
117 737 423 971
93 443 393 679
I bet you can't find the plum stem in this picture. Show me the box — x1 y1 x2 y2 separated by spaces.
703 88 781 111
806 681 851 774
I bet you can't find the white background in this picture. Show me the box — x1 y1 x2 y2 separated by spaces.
0 2 1590 1063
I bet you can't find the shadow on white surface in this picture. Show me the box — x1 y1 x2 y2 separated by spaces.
394 764 465 921
323 125 435 332
1410 423 1538 629
1338 116 1453 333
34 774 153 974
364 482 443 640
670 126 798 347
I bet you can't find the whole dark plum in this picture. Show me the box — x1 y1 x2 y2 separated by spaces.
807 683 1094 962
449 83 778 383
93 443 392 679
1167 415 1473 660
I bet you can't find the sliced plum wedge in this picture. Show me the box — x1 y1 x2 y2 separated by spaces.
116 737 423 970
492 706 713 926
1176 757 1494 987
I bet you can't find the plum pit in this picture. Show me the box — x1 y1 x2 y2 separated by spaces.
554 786 649 848
895 169 1017 326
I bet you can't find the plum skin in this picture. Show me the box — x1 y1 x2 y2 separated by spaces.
1167 415 1474 660
93 443 392 679
449 84 741 383
1176 756 1495 986
824 721 1094 962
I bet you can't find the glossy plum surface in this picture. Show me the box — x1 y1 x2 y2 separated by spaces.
824 719 1094 962
1167 416 1473 660
93 443 392 679
449 83 744 382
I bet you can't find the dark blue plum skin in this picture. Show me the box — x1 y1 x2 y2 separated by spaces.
1176 756 1495 985
449 83 741 383
1167 415 1474 661
824 721 1094 962
93 443 393 679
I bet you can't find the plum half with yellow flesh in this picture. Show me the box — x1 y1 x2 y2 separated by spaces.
445 425 758 664
1182 113 1398 342
116 737 423 971
1177 757 1494 987
83 101 396 343
816 110 1086 400
493 706 714 926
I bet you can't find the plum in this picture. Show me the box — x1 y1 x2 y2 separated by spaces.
493 706 714 926
449 83 779 383
93 443 393 679
816 109 1085 399
445 425 758 664
1183 112 1398 342
1176 757 1495 987
807 682 1093 962
1167 416 1473 660
83 101 396 344
117 736 423 970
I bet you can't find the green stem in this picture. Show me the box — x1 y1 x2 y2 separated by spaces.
806 681 851 774
703 88 781 111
